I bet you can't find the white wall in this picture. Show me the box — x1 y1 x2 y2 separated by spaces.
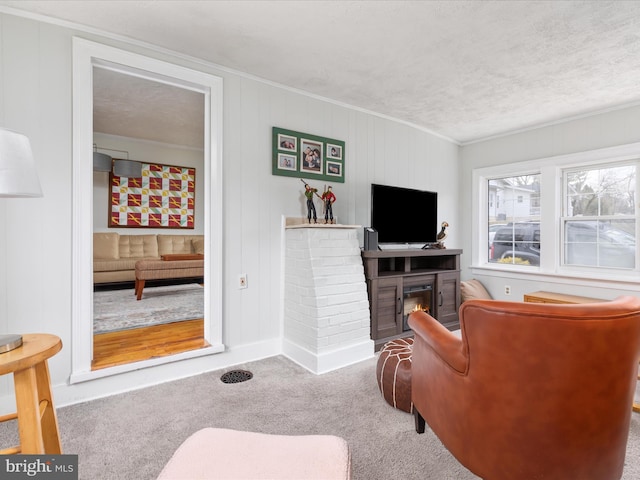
0 12 460 411
460 105 640 301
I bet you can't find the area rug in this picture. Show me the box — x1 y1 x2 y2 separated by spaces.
93 283 204 334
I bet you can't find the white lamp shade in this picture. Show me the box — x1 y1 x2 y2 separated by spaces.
0 128 43 197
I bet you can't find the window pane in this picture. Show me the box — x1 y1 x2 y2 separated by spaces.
566 165 635 216
488 175 540 265
564 163 636 270
564 220 635 268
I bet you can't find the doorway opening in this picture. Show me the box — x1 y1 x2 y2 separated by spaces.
91 65 206 369
71 38 224 383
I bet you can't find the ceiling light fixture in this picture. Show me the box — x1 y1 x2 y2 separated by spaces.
93 151 112 172
113 159 143 177
92 145 143 177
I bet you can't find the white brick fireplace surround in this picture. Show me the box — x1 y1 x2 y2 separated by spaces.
283 219 374 374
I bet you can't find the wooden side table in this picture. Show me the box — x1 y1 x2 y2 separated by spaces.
523 290 604 304
0 333 62 454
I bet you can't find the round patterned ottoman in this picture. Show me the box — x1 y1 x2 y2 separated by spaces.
376 337 413 413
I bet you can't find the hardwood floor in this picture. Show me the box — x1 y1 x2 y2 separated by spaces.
92 318 208 370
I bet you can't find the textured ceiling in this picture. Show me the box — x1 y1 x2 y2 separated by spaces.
93 67 204 148
3 1 640 145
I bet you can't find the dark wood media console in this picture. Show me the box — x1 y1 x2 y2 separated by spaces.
362 248 462 350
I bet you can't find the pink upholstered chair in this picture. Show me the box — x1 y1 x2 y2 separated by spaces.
409 296 640 480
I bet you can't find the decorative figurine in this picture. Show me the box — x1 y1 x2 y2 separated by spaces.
436 221 449 249
301 179 319 223
321 185 336 224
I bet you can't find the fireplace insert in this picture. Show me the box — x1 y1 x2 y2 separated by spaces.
403 283 433 331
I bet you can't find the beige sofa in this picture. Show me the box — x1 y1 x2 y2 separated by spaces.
93 232 204 284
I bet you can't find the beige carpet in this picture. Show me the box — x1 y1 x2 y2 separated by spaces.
0 355 639 479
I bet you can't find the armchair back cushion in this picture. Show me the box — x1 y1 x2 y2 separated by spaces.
409 296 640 480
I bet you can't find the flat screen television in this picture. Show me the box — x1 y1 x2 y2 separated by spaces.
371 183 438 246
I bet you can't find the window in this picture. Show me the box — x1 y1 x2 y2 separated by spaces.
562 163 636 269
476 143 640 280
488 175 541 266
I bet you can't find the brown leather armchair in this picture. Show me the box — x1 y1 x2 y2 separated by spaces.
408 296 640 480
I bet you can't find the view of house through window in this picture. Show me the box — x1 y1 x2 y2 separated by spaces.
488 175 541 265
563 163 636 269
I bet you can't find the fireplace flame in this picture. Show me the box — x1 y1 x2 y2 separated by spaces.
411 304 429 313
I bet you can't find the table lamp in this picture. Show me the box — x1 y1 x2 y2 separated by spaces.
0 127 43 353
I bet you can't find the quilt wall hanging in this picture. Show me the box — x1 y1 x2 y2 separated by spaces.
272 127 345 183
109 162 196 229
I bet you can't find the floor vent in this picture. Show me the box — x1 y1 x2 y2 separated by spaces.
220 370 253 384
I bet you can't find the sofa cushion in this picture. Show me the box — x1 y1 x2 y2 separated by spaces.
192 237 205 255
94 257 152 273
93 233 119 260
460 279 492 302
119 235 158 259
158 235 201 255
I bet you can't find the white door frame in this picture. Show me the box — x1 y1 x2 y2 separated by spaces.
70 38 224 383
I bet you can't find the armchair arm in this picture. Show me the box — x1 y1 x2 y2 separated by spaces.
408 310 467 373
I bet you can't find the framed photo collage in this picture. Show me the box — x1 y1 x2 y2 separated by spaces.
272 127 345 183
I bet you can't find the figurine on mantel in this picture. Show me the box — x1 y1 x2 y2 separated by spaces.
435 221 449 249
321 185 336 224
301 179 320 223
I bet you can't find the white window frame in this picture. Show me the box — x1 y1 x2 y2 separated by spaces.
561 161 638 270
472 141 640 285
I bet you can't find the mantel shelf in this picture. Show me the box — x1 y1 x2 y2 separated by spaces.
284 216 360 229
286 223 361 230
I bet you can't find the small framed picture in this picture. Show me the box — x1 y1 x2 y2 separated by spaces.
278 134 297 152
277 153 297 171
326 143 343 160
300 139 323 175
326 161 342 177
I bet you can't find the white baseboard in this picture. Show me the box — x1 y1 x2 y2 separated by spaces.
283 338 375 375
